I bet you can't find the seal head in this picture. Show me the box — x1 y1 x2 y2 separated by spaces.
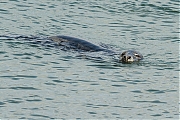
120 50 143 63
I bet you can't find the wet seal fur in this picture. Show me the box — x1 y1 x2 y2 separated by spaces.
49 36 143 63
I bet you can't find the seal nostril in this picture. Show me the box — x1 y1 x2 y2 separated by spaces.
123 56 126 59
128 56 131 59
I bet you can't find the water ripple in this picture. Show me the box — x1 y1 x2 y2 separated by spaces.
9 87 39 90
134 100 167 104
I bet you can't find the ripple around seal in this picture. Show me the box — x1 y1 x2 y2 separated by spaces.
86 63 119 69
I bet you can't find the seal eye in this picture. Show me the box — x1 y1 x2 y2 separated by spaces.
135 53 140 58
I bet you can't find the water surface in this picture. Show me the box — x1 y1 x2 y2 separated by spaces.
0 0 179 119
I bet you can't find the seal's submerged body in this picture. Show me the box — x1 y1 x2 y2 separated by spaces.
0 34 143 63
49 36 143 63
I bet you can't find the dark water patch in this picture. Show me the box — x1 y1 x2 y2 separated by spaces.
58 58 71 62
0 1 7 3
0 75 14 78
96 104 109 107
0 101 6 106
43 53 52 56
26 43 42 48
109 92 119 94
19 117 27 119
146 89 177 94
52 66 71 70
0 75 37 80
134 100 167 104
71 89 77 91
9 87 39 90
6 99 23 104
0 58 12 61
164 67 177 70
38 3 47 7
8 0 20 2
44 82 56 86
146 89 166 94
99 72 105 74
50 18 59 23
78 79 95 82
99 78 108 81
131 90 143 93
122 106 134 109
66 81 78 84
34 55 43 58
151 114 162 116
11 77 20 80
112 105 134 112
47 76 58 79
15 4 31 8
88 112 97 114
12 53 28 56
113 105 122 108
111 113 120 116
50 61 60 64
45 98 53 100
21 56 31 59
161 20 176 24
31 114 54 119
28 95 40 98
5 41 23 49
26 99 42 102
140 2 179 14
90 83 99 85
0 51 7 54
111 84 126 87
13 98 22 100
16 75 37 78
125 79 149 85
85 103 109 109
52 80 65 83
0 8 9 14
35 7 45 10
85 103 93 107
162 111 170 113
31 63 46 66
22 107 39 111
166 89 177 92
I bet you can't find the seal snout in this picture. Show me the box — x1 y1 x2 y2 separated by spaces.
122 53 134 62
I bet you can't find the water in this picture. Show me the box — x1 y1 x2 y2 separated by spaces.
0 0 179 119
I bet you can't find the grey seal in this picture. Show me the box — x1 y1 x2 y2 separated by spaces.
49 36 143 63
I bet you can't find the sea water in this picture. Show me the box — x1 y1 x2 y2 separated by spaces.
0 0 179 119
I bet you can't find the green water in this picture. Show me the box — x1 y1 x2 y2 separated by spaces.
0 0 179 119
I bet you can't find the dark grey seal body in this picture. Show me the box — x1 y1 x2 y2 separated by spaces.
49 36 143 63
49 36 105 52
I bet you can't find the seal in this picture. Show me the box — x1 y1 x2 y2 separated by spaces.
48 36 143 63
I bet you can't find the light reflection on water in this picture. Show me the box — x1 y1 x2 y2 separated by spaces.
0 0 179 119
